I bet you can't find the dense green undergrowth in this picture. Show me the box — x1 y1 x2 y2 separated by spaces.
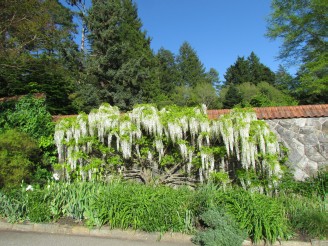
0 178 326 245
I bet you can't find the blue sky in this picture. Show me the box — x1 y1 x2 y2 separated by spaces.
66 0 297 79
134 0 298 78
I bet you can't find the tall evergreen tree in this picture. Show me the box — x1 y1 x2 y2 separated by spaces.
248 52 275 85
86 0 159 110
156 48 179 96
176 42 208 88
224 56 252 85
224 53 275 85
222 85 243 109
206 67 220 93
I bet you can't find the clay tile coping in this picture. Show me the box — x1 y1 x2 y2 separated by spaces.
52 115 78 122
208 104 328 120
52 104 328 122
0 93 45 103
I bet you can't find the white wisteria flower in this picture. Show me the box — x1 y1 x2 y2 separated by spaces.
26 185 33 191
53 173 60 181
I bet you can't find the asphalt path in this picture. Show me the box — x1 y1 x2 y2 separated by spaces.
0 230 194 246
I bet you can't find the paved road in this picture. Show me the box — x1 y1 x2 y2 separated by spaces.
0 230 194 246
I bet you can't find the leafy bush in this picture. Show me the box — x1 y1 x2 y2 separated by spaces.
192 208 247 246
27 190 52 223
221 188 290 244
0 129 41 188
279 169 328 199
2 95 54 139
0 189 28 223
192 183 222 217
86 181 193 232
278 194 328 239
0 95 56 187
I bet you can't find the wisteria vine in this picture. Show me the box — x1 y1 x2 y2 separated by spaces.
54 104 282 187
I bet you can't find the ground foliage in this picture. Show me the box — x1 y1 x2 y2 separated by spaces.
192 208 247 246
0 177 326 242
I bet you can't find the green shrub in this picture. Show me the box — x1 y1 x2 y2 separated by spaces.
27 190 52 223
3 95 54 140
222 188 289 244
0 96 56 187
279 169 328 199
192 208 247 246
0 129 41 188
278 194 328 239
0 189 28 222
192 183 222 217
87 181 193 232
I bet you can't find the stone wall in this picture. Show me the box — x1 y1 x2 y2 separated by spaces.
266 117 328 180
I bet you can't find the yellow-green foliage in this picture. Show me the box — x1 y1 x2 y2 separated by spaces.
0 129 40 188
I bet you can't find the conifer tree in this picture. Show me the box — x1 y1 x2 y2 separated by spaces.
86 0 159 110
156 48 179 96
224 53 275 85
248 52 275 85
176 42 208 87
224 56 252 85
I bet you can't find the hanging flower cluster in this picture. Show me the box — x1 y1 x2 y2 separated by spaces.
54 104 282 183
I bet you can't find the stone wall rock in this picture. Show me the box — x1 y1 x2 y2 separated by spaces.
266 117 328 180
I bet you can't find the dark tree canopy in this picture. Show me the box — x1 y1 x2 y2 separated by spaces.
224 52 275 86
156 48 179 96
224 56 252 85
0 0 78 114
267 0 328 104
176 42 208 87
86 0 159 110
267 0 327 63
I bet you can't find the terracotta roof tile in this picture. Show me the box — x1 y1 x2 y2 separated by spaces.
52 105 328 122
52 115 77 122
207 104 328 120
0 93 45 103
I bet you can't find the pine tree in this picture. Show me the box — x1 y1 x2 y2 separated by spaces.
156 48 179 95
248 52 275 85
224 56 251 85
207 67 220 94
176 42 208 88
224 53 275 85
222 85 243 109
87 0 159 110
274 65 295 92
